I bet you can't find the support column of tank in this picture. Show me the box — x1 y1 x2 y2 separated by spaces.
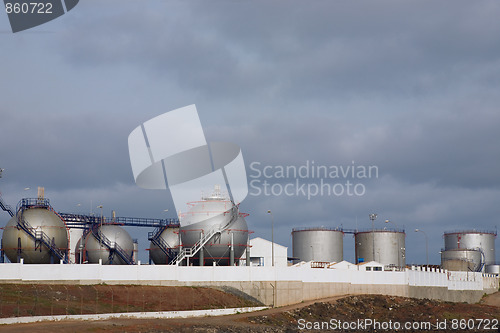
246 238 250 266
17 237 21 263
178 231 185 266
199 231 204 266
230 232 234 266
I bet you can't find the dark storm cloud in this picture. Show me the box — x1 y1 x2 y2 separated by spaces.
56 1 500 102
1 0 500 263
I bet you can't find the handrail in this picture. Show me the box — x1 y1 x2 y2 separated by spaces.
89 224 134 265
16 205 69 264
169 206 239 266
0 197 14 217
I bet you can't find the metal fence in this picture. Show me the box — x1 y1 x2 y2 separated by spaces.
0 284 244 318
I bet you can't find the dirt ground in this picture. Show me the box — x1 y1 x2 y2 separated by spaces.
0 287 498 333
0 284 258 317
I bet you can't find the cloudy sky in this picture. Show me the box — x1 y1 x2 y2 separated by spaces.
1 0 499 264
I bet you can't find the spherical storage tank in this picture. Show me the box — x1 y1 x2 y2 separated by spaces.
292 227 343 262
443 231 496 266
2 207 69 264
355 230 406 267
149 227 180 264
77 225 134 265
180 187 249 266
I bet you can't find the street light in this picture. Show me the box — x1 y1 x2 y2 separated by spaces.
267 210 274 267
369 214 377 261
415 229 428 267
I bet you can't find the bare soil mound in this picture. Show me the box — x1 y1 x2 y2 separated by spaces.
1 289 499 332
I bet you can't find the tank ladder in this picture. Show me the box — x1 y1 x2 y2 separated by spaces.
0 194 14 217
16 205 69 264
148 226 177 263
89 223 134 265
169 206 239 266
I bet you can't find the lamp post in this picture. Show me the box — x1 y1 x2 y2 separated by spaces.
369 214 377 261
415 229 428 267
267 210 274 267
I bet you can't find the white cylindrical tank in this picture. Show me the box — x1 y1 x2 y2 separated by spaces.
68 227 83 264
81 225 134 265
292 227 343 262
485 264 500 275
133 239 138 264
443 231 496 266
355 230 406 267
2 205 69 264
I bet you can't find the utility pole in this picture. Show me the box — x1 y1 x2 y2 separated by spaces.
369 214 377 261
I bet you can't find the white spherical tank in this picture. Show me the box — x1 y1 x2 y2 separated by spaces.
292 227 343 263
81 225 134 265
443 231 496 266
179 187 249 266
149 227 180 264
355 230 406 267
1 207 69 264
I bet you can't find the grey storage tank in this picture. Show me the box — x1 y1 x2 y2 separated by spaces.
443 230 496 266
149 226 180 264
78 224 134 265
355 229 406 267
1 199 69 264
292 227 343 263
179 186 249 266
441 248 483 272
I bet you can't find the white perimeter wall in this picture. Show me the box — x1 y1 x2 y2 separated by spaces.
0 262 497 292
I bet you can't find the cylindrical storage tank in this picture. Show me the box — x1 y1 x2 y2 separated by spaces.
180 187 249 266
68 227 83 264
485 264 500 275
1 207 69 264
443 231 496 266
132 239 138 264
355 230 406 266
292 227 343 263
149 227 180 265
74 237 84 264
441 248 483 272
82 225 134 265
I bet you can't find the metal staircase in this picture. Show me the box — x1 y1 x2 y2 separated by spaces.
0 168 14 217
89 223 134 265
148 226 177 263
0 195 14 217
169 205 239 266
16 200 69 264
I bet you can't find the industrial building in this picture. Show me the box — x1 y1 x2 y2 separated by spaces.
245 237 288 267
